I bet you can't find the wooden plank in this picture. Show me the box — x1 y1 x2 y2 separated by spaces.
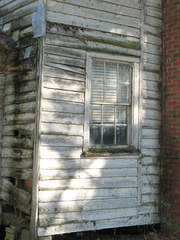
39 177 138 190
39 188 138 202
2 136 34 149
142 109 161 120
143 99 161 110
0 178 31 214
39 207 138 227
38 214 160 236
143 80 160 92
41 111 84 125
40 146 82 159
141 138 160 148
39 157 138 170
0 0 14 8
40 135 83 147
144 52 161 65
45 60 85 75
41 122 83 136
145 6 162 18
139 205 159 215
144 42 162 55
141 175 159 184
142 129 160 138
4 91 36 105
42 88 84 103
39 168 137 180
44 54 85 68
145 0 162 8
141 148 160 157
142 194 159 204
141 184 159 195
144 16 162 27
141 166 160 175
49 0 141 18
141 157 160 166
45 34 141 57
143 89 161 100
142 119 161 129
143 71 161 81
44 45 86 59
47 12 140 38
2 2 37 24
1 158 33 169
47 1 141 28
2 148 33 158
44 65 85 81
4 113 35 125
42 99 84 114
144 34 161 46
4 101 36 115
0 0 35 16
4 80 36 95
3 123 35 136
1 167 32 180
39 198 137 214
104 0 141 9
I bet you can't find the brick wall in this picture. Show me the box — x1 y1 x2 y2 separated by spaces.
162 0 180 230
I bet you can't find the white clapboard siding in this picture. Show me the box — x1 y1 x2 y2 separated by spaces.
39 177 138 190
39 198 137 214
38 214 160 237
47 12 140 38
40 168 137 180
39 188 138 202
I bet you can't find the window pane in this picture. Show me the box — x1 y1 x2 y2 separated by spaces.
91 60 104 102
116 126 127 145
118 64 130 83
103 127 115 145
105 62 117 103
118 83 130 103
103 105 114 124
116 106 127 124
90 126 101 145
90 105 101 124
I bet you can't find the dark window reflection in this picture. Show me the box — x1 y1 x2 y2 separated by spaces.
116 126 127 145
103 127 115 145
90 126 101 145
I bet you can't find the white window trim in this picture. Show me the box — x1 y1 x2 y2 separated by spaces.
84 52 140 151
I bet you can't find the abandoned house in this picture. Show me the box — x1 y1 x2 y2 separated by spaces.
0 0 180 239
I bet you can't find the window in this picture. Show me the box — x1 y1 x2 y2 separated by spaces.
84 53 140 150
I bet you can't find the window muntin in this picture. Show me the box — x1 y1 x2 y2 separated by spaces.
90 59 131 146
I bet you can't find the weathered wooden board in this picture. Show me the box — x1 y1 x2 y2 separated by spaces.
41 111 84 125
3 136 34 149
39 188 138 202
142 109 161 120
145 0 162 8
2 148 33 159
40 135 83 147
42 99 84 114
39 177 138 190
47 1 141 28
49 0 141 17
39 157 138 170
39 198 137 214
47 12 140 38
39 167 137 180
42 88 84 103
0 178 31 214
38 214 160 236
4 101 36 115
40 146 82 159
39 207 138 227
141 194 159 204
41 122 83 136
1 167 32 180
1 158 33 169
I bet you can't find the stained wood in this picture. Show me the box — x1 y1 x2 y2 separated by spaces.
0 178 31 214
39 198 137 214
1 167 32 180
39 177 138 190
39 188 138 202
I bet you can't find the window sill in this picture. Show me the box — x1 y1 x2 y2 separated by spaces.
82 146 140 157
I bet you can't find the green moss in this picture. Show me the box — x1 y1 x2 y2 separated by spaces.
82 145 140 157
73 34 141 50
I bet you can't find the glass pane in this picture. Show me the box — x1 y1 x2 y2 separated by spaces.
103 127 115 145
116 106 127 124
103 105 115 124
118 83 129 103
91 60 104 102
105 62 117 103
90 105 101 124
118 64 130 83
116 126 127 145
90 126 101 145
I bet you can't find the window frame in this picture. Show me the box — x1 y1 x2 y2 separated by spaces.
84 52 140 151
